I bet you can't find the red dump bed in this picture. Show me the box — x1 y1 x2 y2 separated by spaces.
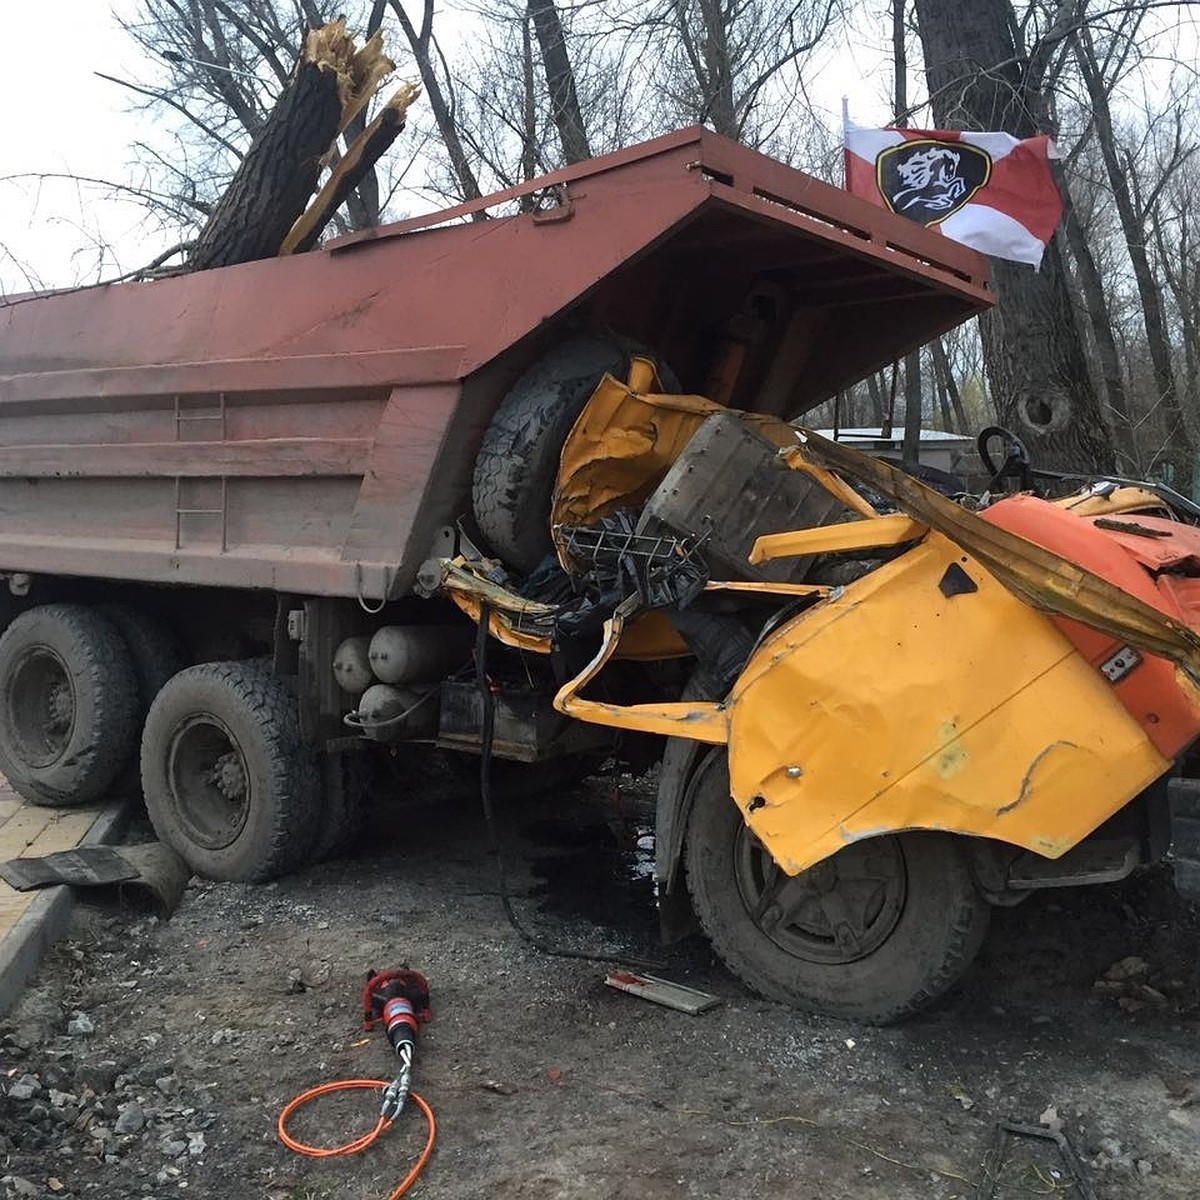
0 127 991 600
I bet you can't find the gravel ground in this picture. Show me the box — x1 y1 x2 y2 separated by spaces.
3 760 1200 1200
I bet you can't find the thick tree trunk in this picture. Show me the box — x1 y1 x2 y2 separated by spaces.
188 20 397 271
866 370 886 425
913 0 1115 475
188 59 342 269
528 0 591 164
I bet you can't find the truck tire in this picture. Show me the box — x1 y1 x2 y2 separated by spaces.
140 661 319 882
0 604 139 807
308 749 372 863
472 333 677 574
684 754 990 1024
100 605 184 797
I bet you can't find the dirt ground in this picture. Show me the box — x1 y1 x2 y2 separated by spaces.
3 760 1200 1200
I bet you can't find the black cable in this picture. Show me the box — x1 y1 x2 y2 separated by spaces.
474 602 662 969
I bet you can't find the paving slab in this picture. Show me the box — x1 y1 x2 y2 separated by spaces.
0 777 128 1015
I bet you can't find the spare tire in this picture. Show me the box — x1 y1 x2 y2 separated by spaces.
472 333 677 574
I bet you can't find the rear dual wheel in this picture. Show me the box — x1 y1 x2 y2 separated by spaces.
0 605 140 807
140 661 319 882
684 754 990 1023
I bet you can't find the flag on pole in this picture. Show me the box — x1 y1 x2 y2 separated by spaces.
842 118 1064 268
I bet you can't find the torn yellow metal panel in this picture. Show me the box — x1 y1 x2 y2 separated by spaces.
552 363 809 541
552 374 725 534
554 597 727 743
726 532 1170 874
748 513 927 564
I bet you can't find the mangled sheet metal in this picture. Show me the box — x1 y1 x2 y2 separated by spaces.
432 371 1200 878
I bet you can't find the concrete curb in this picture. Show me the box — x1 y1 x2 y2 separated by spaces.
0 800 132 1017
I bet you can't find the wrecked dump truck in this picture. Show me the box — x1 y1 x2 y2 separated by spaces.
2 126 1199 1023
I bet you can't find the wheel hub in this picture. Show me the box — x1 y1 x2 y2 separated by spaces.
166 716 251 851
6 647 76 768
211 751 247 801
735 831 907 965
47 680 74 731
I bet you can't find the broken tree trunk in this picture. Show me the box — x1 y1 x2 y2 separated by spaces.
188 20 403 271
281 82 420 255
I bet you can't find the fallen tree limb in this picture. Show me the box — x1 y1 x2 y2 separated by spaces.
187 19 403 271
281 82 420 255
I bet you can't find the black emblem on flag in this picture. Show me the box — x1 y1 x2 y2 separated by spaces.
876 139 992 226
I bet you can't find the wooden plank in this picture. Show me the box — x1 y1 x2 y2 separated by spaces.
0 437 371 479
0 807 55 859
22 809 98 857
0 807 98 949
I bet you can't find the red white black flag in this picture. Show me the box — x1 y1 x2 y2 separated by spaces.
843 120 1064 268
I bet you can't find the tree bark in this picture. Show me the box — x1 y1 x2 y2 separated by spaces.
188 50 344 269
187 20 400 270
527 0 591 164
913 0 1115 474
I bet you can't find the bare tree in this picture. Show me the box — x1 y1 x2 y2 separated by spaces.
1071 11 1196 491
648 0 842 146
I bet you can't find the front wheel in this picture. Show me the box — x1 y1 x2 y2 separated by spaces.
140 661 318 882
684 754 989 1024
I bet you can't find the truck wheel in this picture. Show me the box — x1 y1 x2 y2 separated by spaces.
472 333 677 573
140 661 319 882
0 604 139 807
684 754 989 1024
100 605 184 797
308 749 372 863
100 606 183 717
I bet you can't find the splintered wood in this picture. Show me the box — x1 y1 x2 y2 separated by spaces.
187 19 420 271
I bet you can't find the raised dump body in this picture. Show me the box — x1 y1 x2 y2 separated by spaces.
0 127 989 602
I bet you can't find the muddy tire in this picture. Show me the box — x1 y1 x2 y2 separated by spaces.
684 754 989 1024
0 604 139 807
140 661 318 882
100 605 184 797
472 334 677 573
308 749 373 863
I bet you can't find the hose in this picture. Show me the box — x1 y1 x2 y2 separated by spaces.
277 1079 436 1199
474 602 662 970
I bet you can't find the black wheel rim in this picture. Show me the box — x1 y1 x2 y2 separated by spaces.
166 714 251 851
734 830 907 964
5 646 76 768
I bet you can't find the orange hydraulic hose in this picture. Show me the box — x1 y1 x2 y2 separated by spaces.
278 1078 436 1199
